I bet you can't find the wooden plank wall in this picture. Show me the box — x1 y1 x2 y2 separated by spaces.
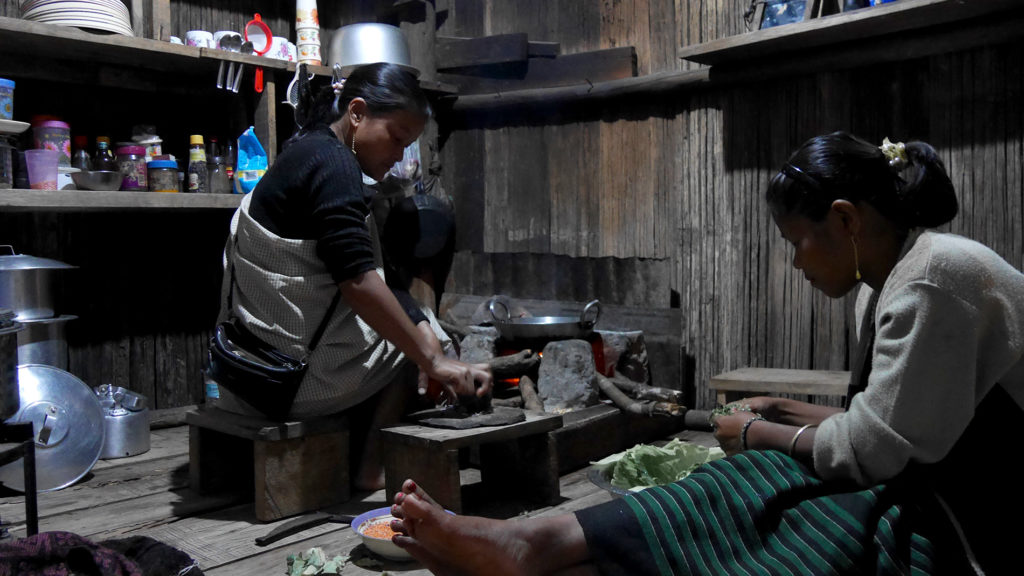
437 0 1024 409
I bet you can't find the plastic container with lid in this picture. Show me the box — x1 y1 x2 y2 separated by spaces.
148 159 179 193
33 120 71 167
116 145 148 191
207 156 231 194
0 78 13 120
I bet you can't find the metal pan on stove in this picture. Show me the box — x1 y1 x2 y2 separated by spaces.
487 298 601 341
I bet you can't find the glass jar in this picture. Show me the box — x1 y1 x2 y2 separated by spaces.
0 136 14 189
207 155 231 194
115 145 148 191
148 159 179 193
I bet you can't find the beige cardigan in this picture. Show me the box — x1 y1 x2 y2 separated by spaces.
814 230 1024 485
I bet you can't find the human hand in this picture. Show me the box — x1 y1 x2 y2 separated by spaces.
424 356 493 405
712 411 760 456
733 396 780 421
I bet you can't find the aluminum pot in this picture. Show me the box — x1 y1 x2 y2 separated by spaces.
94 385 150 459
0 245 76 320
0 308 23 419
488 298 602 341
17 314 76 370
328 23 419 77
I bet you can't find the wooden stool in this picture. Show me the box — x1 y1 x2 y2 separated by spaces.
710 367 851 405
187 406 350 521
381 411 563 513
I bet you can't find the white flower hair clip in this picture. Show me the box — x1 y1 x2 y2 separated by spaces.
331 63 346 95
880 137 908 171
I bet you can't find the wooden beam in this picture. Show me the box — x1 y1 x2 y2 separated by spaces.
678 0 1023 66
449 68 709 114
436 33 530 70
439 46 637 94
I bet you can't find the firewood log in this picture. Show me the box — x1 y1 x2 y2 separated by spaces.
592 373 687 417
518 374 544 412
487 349 541 380
608 375 686 404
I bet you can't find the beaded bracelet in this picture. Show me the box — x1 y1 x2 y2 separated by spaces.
740 415 766 451
788 424 817 457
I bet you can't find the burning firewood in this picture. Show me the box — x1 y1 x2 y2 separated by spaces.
607 375 685 404
487 349 541 380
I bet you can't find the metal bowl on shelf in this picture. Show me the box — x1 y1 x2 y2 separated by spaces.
71 170 122 191
328 23 419 78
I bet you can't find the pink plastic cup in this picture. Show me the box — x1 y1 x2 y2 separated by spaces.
24 149 58 190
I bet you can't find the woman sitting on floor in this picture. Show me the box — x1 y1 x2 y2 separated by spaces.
386 132 1024 575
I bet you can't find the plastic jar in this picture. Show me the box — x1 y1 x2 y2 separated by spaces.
116 145 148 191
207 156 231 194
148 159 179 193
0 78 13 120
33 120 71 167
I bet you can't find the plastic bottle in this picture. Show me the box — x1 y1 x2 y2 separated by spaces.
93 136 117 172
71 135 91 171
186 134 207 193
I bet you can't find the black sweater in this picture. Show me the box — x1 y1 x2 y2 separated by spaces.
248 125 426 325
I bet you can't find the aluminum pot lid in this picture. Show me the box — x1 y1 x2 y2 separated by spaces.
0 364 105 492
0 250 77 271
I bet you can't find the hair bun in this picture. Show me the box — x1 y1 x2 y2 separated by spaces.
897 141 958 228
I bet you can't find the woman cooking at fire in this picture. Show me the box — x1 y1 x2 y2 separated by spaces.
383 132 1024 575
215 62 492 491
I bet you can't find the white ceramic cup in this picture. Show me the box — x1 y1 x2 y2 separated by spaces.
296 0 320 28
286 42 298 62
268 36 290 60
296 27 320 44
297 42 321 63
168 36 183 45
185 30 214 48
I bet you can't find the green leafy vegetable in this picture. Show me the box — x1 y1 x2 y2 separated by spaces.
592 438 725 491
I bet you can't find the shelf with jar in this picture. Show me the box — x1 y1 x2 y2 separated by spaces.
0 189 242 212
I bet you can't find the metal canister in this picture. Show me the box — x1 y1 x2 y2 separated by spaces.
94 384 150 459
0 308 23 419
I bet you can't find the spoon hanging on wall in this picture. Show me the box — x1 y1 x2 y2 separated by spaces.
232 41 254 93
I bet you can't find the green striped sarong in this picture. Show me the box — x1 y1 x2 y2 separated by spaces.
577 450 969 576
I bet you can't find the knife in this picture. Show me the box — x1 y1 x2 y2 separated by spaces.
255 511 356 546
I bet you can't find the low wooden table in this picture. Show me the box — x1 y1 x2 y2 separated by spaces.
381 411 563 513
709 367 851 405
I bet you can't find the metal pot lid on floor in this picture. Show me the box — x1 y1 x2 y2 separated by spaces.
0 364 105 492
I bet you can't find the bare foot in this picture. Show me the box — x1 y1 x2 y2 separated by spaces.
389 480 590 576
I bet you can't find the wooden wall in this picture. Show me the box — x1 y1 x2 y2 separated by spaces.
437 0 1024 409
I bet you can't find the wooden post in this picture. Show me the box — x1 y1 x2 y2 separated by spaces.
254 75 277 164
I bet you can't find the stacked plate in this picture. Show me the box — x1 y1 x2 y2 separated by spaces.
20 0 134 36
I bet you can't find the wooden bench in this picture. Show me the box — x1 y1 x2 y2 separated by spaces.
186 406 350 521
381 411 563 513
710 367 851 405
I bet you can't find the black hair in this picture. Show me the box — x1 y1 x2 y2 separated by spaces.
766 131 958 229
295 62 431 132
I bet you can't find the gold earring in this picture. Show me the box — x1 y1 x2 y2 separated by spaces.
851 237 862 281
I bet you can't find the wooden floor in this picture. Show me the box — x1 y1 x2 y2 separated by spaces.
0 424 716 575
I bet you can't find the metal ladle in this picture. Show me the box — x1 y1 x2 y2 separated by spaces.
216 34 242 90
232 41 254 93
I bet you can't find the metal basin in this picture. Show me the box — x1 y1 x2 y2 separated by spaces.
328 23 419 77
71 170 122 191
0 246 76 321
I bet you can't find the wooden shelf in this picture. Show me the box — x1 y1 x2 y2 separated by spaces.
282 62 459 95
0 189 243 212
678 0 1024 67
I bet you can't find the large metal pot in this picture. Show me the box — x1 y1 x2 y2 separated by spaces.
488 298 601 341
328 23 419 77
17 314 76 369
0 246 76 320
0 308 23 419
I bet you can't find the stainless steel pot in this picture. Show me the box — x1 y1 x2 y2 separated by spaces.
17 314 76 370
1 308 23 419
94 384 150 459
328 23 419 77
488 298 602 341
0 245 76 320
